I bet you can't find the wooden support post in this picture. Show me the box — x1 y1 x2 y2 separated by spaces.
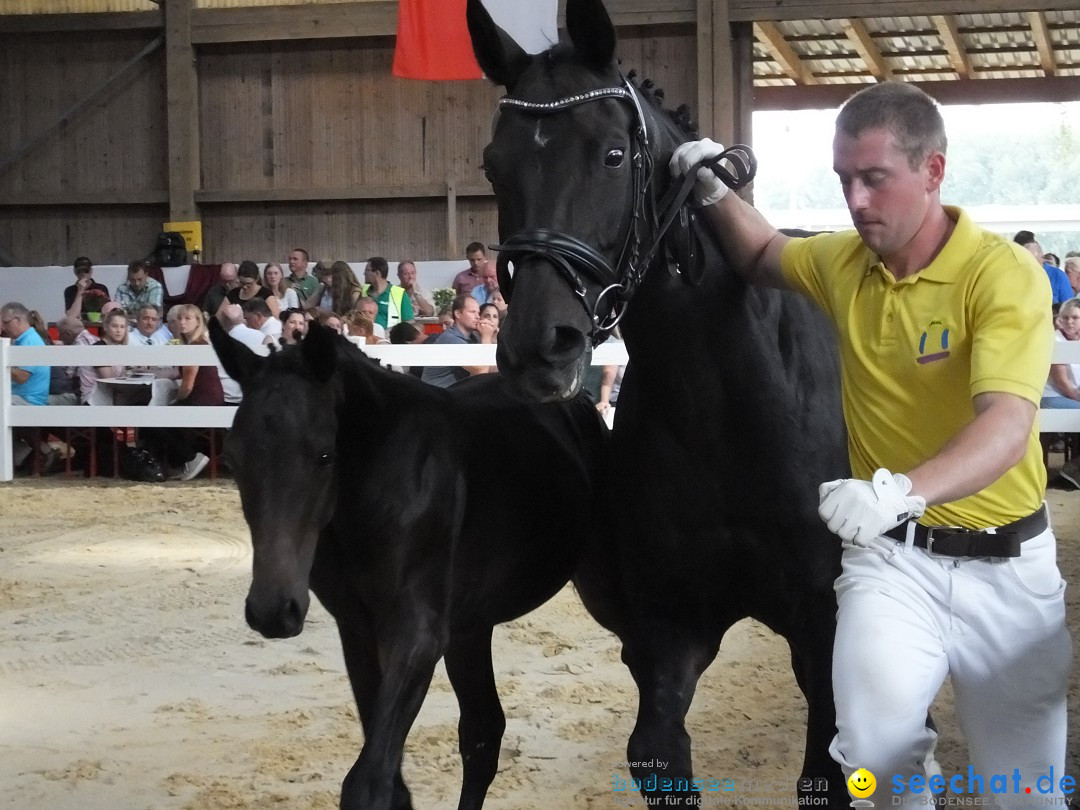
165 0 200 223
446 179 458 259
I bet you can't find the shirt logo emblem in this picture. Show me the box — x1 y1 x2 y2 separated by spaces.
917 319 951 364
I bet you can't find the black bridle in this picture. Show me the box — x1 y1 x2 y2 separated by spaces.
489 76 757 345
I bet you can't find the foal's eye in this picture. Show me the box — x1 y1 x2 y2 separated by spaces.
604 149 625 168
317 452 334 467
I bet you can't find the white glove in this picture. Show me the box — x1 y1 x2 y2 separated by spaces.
668 138 729 207
817 469 926 547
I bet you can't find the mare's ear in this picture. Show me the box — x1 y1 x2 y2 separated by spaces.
467 0 531 89
566 0 616 70
208 317 265 387
301 323 338 383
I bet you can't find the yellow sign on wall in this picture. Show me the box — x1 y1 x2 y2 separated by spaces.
163 220 204 256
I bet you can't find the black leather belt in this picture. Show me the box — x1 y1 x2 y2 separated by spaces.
883 506 1047 558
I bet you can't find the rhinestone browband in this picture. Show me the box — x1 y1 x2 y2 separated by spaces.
499 87 631 112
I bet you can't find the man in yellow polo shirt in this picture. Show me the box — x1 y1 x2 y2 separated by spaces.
672 82 1069 804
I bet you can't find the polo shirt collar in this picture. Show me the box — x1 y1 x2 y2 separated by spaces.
866 205 970 285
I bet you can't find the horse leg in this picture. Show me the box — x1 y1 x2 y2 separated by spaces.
443 628 506 810
622 628 718 808
336 617 414 810
786 627 848 809
338 610 447 810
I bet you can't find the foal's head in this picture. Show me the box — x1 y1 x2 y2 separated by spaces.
210 321 343 638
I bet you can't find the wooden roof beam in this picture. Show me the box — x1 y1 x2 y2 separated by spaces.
753 21 817 85
1028 11 1057 76
932 14 972 79
841 18 892 80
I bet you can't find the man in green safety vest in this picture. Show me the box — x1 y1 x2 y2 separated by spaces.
362 256 414 330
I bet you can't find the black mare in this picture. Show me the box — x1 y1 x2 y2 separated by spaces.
210 321 606 810
469 0 852 805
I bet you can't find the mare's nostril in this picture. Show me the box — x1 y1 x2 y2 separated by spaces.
548 326 586 361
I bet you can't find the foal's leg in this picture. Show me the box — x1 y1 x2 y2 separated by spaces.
444 628 506 810
336 618 414 810
339 608 447 810
622 626 719 808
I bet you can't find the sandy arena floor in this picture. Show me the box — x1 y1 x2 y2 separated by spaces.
2 477 1079 810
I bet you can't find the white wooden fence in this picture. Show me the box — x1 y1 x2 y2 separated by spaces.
4 339 1080 483
0 339 631 481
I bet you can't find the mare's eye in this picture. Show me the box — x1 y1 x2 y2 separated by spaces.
604 149 625 168
317 452 334 467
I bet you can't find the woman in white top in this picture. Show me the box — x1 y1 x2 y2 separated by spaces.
263 262 300 311
1043 298 1080 409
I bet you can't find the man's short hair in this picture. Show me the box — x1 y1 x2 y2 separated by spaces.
397 260 416 273
127 259 152 276
836 82 947 169
451 293 474 315
389 322 422 344
1064 257 1080 271
1 301 29 319
292 248 309 262
242 298 272 318
367 257 389 278
137 304 162 319
1013 230 1036 246
73 256 92 270
465 242 486 256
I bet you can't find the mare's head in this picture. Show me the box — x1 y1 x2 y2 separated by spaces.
469 0 685 401
210 321 343 638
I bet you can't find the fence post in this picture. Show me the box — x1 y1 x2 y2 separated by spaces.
1 338 12 482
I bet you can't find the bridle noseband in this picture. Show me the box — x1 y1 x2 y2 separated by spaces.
489 76 756 345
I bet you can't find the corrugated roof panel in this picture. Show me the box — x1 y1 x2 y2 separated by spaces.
1 0 155 12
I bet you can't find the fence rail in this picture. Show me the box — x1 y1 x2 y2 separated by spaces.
3 338 1079 482
0 339 630 481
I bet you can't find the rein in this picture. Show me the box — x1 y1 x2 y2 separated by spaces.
490 77 756 345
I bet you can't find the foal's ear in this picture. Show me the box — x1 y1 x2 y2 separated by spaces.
466 0 531 89
301 323 338 383
567 0 616 70
209 317 265 387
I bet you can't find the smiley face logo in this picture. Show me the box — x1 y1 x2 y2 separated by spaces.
848 768 877 799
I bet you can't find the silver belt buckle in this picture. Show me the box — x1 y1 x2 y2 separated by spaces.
924 525 963 557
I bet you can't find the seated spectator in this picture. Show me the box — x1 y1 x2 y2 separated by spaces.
436 303 454 332
471 263 500 306
492 288 508 320
1014 231 1072 305
202 262 238 317
241 297 282 342
389 321 428 378
227 260 280 318
215 303 270 403
64 256 110 324
1064 256 1080 297
317 310 345 334
420 293 496 388
129 304 171 346
344 313 381 345
26 309 51 344
310 261 335 311
114 259 164 313
479 302 500 337
356 297 387 340
263 262 300 311
452 242 491 296
278 308 307 346
397 260 434 317
50 316 96 405
287 248 321 307
77 308 130 406
2 302 49 406
1044 299 1080 409
323 260 363 315
362 256 414 329
164 304 184 342
1046 252 1061 269
144 305 221 480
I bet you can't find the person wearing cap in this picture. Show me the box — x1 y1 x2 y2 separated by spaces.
63 257 111 324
